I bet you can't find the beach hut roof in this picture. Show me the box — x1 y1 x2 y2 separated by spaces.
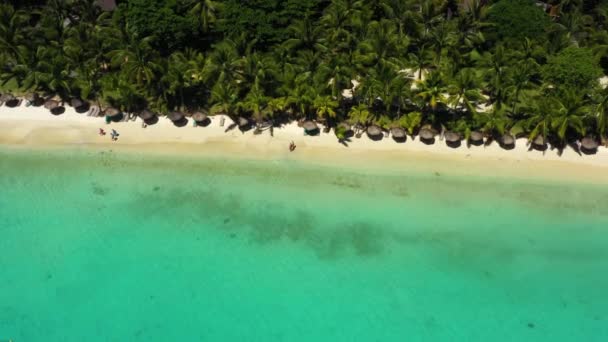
303 120 318 131
138 109 156 120
44 99 59 110
192 111 208 122
501 134 515 145
533 135 546 146
104 107 121 117
70 98 85 108
581 137 599 150
390 127 406 138
238 117 249 127
24 93 39 102
367 125 383 136
168 111 184 121
469 131 483 142
445 131 461 142
419 128 435 140
0 94 15 102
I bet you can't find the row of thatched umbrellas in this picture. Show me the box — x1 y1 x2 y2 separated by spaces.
0 92 602 151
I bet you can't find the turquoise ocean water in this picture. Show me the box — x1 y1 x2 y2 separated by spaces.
1 148 607 341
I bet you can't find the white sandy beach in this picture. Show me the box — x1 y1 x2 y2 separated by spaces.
1 104 607 183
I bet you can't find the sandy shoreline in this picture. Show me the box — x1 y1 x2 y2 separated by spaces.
1 105 608 184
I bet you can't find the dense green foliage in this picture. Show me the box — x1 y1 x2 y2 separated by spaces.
487 0 550 41
123 0 199 52
1 0 608 147
543 47 602 89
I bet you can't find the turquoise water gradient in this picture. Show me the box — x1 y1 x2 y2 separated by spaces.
1 148 607 341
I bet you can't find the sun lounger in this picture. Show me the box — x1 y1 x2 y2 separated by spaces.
88 106 100 117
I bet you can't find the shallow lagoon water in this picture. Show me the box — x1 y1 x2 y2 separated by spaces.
1 148 607 341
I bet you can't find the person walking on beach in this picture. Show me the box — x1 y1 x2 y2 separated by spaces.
110 129 119 141
99 128 106 136
289 141 296 152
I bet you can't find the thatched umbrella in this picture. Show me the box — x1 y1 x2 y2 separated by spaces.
501 134 515 146
469 131 484 143
104 107 121 118
44 99 59 110
390 127 406 138
192 111 208 123
70 98 84 108
302 120 318 131
0 94 15 103
581 137 599 150
25 93 39 102
533 135 546 146
238 117 249 127
367 125 383 137
168 111 185 122
419 128 435 140
444 131 461 142
138 109 156 120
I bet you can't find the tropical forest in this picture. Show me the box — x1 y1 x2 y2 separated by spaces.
2 0 608 150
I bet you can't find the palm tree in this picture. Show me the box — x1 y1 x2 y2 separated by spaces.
428 21 455 66
210 82 238 119
394 111 422 136
188 0 221 33
237 52 278 93
380 0 422 39
507 61 537 117
284 16 326 52
239 86 269 123
313 95 338 124
0 4 29 62
107 36 162 86
448 68 483 114
408 45 434 80
595 88 608 139
317 55 354 101
202 41 240 85
266 96 289 120
550 90 589 145
416 71 448 116
356 19 406 67
349 103 371 127
475 108 509 138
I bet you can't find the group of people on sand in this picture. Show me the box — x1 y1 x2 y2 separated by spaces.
99 128 119 141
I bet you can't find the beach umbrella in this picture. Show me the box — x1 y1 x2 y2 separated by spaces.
445 131 461 142
104 107 121 118
238 117 249 127
24 93 39 102
501 134 515 146
302 120 318 131
0 94 15 102
367 125 383 137
192 111 208 123
532 135 546 146
390 127 406 138
138 109 156 120
168 111 185 122
581 137 599 150
44 99 59 110
469 131 484 143
70 98 86 108
419 128 435 140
